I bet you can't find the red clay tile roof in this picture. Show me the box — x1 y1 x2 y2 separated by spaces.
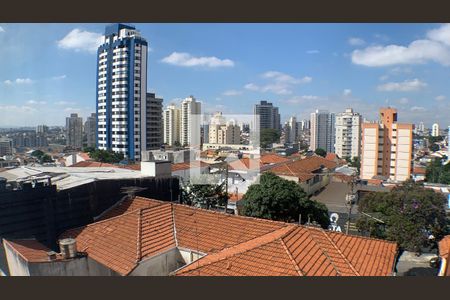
260 153 291 165
3 239 54 263
78 152 91 160
325 153 339 161
176 225 397 276
61 201 177 275
269 156 337 182
413 167 426 175
59 196 397 276
172 161 208 172
70 161 116 168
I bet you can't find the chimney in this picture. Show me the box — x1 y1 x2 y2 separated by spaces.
59 238 77 259
47 251 58 261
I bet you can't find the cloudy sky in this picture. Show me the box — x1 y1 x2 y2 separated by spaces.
0 23 449 128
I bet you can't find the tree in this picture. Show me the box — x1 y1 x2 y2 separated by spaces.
260 128 280 148
426 157 450 184
314 148 327 158
356 180 448 252
429 143 440 152
242 172 330 228
31 150 44 158
350 156 361 175
40 154 54 163
173 141 181 148
181 175 228 209
87 149 124 163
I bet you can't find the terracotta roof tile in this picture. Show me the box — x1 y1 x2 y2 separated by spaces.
269 156 337 182
2 239 55 263
59 196 397 277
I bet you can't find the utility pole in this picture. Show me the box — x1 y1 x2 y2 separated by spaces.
345 173 357 235
223 162 229 213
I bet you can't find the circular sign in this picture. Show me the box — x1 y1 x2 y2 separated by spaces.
330 213 339 223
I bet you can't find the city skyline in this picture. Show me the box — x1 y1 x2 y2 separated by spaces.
1 23 450 127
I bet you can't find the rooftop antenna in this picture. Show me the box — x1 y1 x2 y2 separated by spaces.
120 186 148 200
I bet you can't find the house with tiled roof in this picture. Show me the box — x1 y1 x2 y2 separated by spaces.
3 197 398 276
269 156 338 195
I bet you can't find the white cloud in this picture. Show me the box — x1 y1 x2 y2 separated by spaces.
64 107 81 112
57 29 103 53
222 90 242 96
245 71 312 95
343 89 352 96
377 79 427 92
348 37 365 46
27 100 47 105
52 75 67 80
352 24 450 67
306 50 319 54
411 106 426 112
435 95 446 101
3 78 34 85
379 75 389 81
161 52 234 68
0 26 4 33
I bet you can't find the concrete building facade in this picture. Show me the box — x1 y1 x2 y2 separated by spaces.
361 107 413 182
310 110 335 153
0 137 13 156
145 93 163 150
84 113 97 148
334 108 362 159
163 104 181 147
432 123 440 137
208 112 240 145
180 96 201 147
96 24 148 160
66 113 83 149
254 101 281 132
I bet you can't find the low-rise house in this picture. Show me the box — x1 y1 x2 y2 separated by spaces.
269 156 338 195
2 197 398 276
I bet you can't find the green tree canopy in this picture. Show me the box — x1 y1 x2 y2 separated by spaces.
31 150 44 158
242 172 330 228
260 128 280 148
356 180 448 252
426 157 450 184
87 149 124 163
181 175 228 209
314 148 327 158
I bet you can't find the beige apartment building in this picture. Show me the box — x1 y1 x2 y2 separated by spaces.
208 112 240 145
361 107 413 182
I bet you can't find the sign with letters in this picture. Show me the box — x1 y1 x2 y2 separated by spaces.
328 212 342 232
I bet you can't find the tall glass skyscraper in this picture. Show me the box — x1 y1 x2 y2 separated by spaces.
96 24 148 161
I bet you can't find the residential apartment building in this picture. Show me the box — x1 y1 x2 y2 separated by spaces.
285 116 297 144
360 107 413 182
0 137 13 156
432 123 440 137
36 125 48 134
180 96 201 147
334 108 362 159
66 113 83 149
254 101 281 132
96 23 148 160
163 104 181 147
310 110 335 153
145 93 163 150
84 113 97 148
208 112 240 145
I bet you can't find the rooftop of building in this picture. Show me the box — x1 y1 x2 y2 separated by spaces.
56 197 398 276
2 239 63 263
0 165 147 190
269 156 338 182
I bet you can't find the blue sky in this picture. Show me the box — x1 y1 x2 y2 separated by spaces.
0 23 449 128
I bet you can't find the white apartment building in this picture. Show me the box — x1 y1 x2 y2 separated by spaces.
163 104 181 146
181 96 201 147
285 116 297 144
310 110 335 153
334 108 362 159
432 123 440 137
96 24 148 161
361 107 413 182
